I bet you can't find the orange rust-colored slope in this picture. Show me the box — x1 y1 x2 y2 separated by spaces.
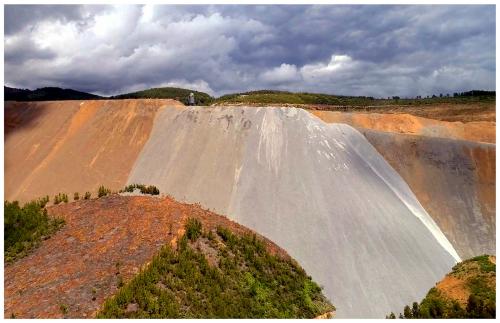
5 99 183 203
436 275 470 307
311 111 495 143
4 195 291 318
435 256 496 308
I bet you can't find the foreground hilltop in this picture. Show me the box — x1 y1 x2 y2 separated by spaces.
5 195 333 318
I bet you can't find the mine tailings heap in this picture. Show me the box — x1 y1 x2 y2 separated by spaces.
5 100 495 318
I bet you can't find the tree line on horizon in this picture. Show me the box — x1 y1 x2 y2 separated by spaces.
4 85 495 106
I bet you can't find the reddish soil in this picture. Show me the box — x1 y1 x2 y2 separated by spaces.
5 100 184 204
436 256 496 308
436 276 470 307
4 195 290 318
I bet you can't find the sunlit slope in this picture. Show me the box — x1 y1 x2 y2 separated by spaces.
5 100 182 203
360 129 495 259
311 111 495 143
127 106 459 318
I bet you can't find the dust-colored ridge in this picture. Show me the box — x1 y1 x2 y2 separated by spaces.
5 99 183 203
312 110 495 143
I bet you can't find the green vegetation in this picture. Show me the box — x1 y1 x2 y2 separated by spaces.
98 219 334 318
185 218 202 241
5 86 102 101
60 304 69 315
111 87 214 105
98 185 112 198
73 192 80 201
6 85 494 108
391 255 495 319
4 199 65 263
84 192 92 200
215 89 495 107
37 195 50 208
121 184 160 195
53 193 69 205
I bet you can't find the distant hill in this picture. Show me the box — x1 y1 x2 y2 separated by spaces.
214 89 495 107
5 85 494 107
111 87 214 105
215 90 369 105
4 86 102 101
390 255 495 319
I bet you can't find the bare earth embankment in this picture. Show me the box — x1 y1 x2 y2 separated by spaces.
5 99 183 203
311 110 495 143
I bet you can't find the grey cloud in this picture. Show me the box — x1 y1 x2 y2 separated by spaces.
4 5 496 97
5 35 56 64
4 5 110 35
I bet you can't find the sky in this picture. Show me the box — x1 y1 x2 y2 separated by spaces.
4 5 496 98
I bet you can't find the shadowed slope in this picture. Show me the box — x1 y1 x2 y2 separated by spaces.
5 100 183 203
360 129 495 259
127 106 459 318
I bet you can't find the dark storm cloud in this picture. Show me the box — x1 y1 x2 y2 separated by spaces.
4 5 110 35
4 5 495 97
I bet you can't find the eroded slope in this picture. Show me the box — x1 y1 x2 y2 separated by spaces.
360 129 496 259
5 100 183 203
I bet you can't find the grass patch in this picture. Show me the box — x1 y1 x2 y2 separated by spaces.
4 199 65 263
98 219 334 318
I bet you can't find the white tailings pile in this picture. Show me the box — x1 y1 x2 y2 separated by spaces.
127 106 459 318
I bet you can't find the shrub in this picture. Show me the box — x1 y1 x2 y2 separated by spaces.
84 192 91 200
122 184 160 195
98 186 111 198
60 304 68 315
37 196 49 208
185 218 202 241
53 193 68 205
74 192 79 201
4 199 65 262
142 185 160 195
